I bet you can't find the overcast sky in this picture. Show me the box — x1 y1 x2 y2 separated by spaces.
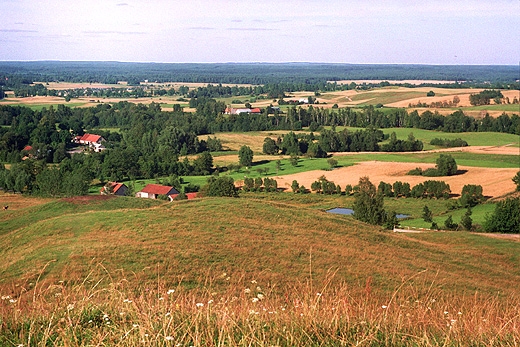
1 0 519 64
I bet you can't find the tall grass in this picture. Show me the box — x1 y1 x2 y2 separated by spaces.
1 264 518 346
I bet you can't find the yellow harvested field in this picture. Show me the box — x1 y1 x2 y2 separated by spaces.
273 161 518 199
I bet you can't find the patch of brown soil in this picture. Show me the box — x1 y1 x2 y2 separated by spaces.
273 161 517 198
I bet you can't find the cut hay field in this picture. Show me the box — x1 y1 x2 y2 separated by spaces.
1 193 519 345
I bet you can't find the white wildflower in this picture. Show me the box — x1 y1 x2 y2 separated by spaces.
165 336 174 341
251 280 257 284
316 292 322 297
244 288 251 294
252 298 259 303
381 305 388 309
167 289 175 295
9 299 17 303
207 300 214 304
257 293 264 300
66 304 74 311
196 302 204 308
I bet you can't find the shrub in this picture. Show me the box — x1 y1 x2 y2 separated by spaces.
407 167 423 176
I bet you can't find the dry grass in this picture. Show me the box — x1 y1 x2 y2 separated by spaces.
1 265 518 346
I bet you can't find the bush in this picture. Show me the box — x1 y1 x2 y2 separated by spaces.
407 167 423 176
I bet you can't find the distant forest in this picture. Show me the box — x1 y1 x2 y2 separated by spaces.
0 62 519 87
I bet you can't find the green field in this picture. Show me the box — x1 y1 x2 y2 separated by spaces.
400 202 497 229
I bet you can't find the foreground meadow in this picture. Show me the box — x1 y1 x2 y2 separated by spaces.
1 193 519 345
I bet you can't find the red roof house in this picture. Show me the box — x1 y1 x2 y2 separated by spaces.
101 182 129 196
136 184 179 200
78 133 104 145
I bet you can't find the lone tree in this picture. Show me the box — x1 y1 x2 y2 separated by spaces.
238 145 254 167
435 154 458 176
422 205 433 223
353 176 385 225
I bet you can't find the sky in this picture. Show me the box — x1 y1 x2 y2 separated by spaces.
0 0 519 64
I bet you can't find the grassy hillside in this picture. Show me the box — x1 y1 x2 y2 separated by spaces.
1 193 519 346
2 194 519 294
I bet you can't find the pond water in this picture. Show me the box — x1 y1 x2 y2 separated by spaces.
326 208 410 219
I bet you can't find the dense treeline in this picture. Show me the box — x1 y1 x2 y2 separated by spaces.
1 62 519 87
1 102 519 166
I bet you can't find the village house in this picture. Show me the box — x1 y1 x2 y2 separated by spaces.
100 182 129 196
74 133 106 152
136 184 179 201
224 107 262 115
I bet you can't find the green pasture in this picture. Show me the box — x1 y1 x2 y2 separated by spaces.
464 104 520 112
400 202 497 230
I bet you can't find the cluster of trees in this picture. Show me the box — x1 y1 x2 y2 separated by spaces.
0 159 91 196
469 90 504 106
378 180 452 199
310 176 342 195
429 138 468 148
353 177 398 229
242 177 278 192
380 132 423 152
408 154 458 177
484 198 520 233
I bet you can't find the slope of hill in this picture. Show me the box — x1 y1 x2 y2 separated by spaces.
1 193 519 346
1 194 519 294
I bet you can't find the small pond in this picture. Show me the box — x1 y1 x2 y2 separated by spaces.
326 208 410 219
